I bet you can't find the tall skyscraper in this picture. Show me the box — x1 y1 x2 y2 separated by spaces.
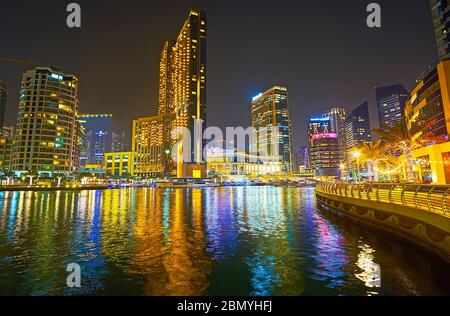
158 9 207 178
0 81 7 132
375 84 409 131
11 67 79 175
323 108 347 164
251 86 293 173
308 117 331 146
345 101 371 172
430 0 450 60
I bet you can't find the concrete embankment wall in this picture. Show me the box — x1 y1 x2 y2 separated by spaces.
316 190 450 263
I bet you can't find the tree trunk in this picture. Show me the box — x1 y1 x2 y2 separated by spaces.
373 161 379 182
402 144 415 182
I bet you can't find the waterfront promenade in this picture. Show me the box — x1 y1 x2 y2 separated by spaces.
316 182 450 262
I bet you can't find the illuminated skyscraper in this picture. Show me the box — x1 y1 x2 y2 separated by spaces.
158 9 207 178
375 84 409 131
251 86 293 173
430 0 450 60
0 81 7 132
11 67 79 175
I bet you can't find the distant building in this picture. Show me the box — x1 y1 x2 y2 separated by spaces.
104 151 134 178
310 133 341 179
251 86 293 173
11 67 79 175
345 101 371 173
79 114 115 166
430 0 450 60
323 108 347 164
132 115 165 178
375 84 409 131
0 126 14 172
0 81 7 131
112 132 126 152
295 146 310 173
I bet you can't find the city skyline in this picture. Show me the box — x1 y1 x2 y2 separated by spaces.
0 0 437 148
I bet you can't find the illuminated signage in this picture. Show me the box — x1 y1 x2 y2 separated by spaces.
312 133 338 140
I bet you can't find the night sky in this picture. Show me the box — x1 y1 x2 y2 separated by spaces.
0 0 438 148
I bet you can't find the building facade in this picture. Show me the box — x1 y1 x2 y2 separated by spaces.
0 81 7 132
310 133 341 179
430 0 450 60
406 60 450 145
308 117 331 146
132 115 165 178
375 84 409 131
11 67 79 175
158 9 207 177
251 86 293 173
104 151 134 178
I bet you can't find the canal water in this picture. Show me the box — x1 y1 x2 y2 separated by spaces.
0 186 449 296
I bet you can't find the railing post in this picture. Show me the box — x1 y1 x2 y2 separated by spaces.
388 185 394 203
366 184 371 200
414 186 420 208
401 186 406 205
428 187 435 211
376 185 380 201
443 188 450 216
351 185 355 198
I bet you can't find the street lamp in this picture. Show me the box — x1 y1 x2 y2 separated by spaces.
353 151 361 184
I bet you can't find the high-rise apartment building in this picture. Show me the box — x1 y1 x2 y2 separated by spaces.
251 86 293 173
430 0 450 60
0 81 7 132
375 84 409 131
157 9 207 178
11 67 79 175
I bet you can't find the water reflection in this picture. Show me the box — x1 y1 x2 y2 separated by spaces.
0 187 449 296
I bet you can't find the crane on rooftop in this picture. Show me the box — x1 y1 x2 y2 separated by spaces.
0 55 36 65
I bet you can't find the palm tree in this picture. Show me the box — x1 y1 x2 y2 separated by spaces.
358 140 389 182
374 116 442 182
